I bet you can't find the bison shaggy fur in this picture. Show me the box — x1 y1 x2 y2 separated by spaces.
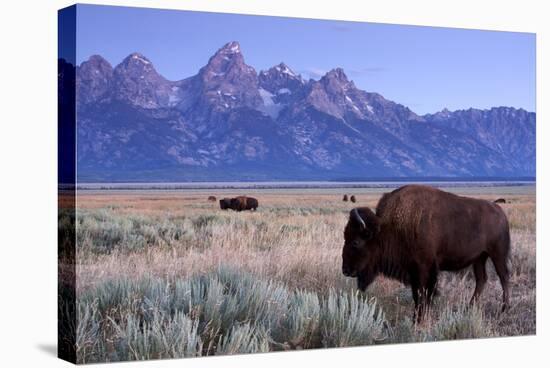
229 196 259 211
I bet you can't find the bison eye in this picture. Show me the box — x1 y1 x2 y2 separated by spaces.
361 228 373 240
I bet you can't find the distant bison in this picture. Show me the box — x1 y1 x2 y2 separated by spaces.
219 198 232 210
350 195 357 203
230 196 258 211
494 198 506 204
208 196 217 202
343 194 349 202
342 185 510 322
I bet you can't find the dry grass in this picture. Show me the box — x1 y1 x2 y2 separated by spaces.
70 188 536 362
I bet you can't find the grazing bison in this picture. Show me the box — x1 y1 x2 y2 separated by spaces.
208 196 217 202
246 197 259 211
350 195 357 203
230 196 259 211
494 198 506 204
342 185 510 322
343 194 349 202
219 198 232 210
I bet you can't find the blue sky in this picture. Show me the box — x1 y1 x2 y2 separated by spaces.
75 4 535 114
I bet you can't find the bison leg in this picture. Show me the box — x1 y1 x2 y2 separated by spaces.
426 264 439 306
470 253 489 305
411 284 426 324
411 265 437 323
411 276 426 323
488 234 511 312
492 256 510 312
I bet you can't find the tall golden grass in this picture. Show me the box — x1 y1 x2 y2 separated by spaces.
70 189 535 362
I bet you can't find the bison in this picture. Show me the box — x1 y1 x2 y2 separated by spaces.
350 195 357 203
208 196 217 202
229 196 259 211
219 198 232 210
494 198 506 204
342 185 510 322
343 194 349 202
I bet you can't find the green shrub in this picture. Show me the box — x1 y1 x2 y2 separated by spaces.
385 301 494 344
108 310 203 361
76 268 387 362
192 214 226 229
76 301 101 360
75 210 198 254
216 323 270 355
272 290 321 349
427 302 492 341
319 290 387 347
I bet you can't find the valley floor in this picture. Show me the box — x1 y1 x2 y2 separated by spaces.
65 186 536 363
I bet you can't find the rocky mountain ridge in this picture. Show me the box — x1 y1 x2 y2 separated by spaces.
68 41 535 181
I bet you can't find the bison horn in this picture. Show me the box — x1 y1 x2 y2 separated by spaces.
351 208 367 231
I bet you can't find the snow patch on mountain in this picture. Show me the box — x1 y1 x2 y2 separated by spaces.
258 88 283 118
131 54 150 64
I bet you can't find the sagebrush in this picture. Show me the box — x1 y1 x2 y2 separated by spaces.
68 190 535 363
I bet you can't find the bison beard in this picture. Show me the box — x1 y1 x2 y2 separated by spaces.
342 185 511 322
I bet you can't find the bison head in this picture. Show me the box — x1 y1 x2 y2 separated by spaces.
219 198 231 210
342 207 381 279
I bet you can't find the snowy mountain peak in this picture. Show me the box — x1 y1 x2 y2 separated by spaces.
123 52 153 66
76 55 113 105
320 68 356 95
428 107 453 120
109 52 174 109
258 62 305 96
260 62 301 80
114 52 164 81
194 41 262 113
274 62 297 77
324 68 349 82
202 41 250 77
85 54 112 67
213 41 242 58
221 41 241 54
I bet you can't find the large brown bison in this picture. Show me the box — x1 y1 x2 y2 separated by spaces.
229 196 259 211
219 198 232 210
342 185 510 321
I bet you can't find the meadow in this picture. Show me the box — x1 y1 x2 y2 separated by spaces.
64 186 536 363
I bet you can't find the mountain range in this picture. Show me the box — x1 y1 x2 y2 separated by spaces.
65 41 535 181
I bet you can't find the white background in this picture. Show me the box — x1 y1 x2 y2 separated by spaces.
0 0 547 366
